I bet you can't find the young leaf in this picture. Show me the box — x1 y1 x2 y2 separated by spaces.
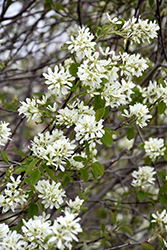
69 63 80 77
137 190 145 201
158 101 166 114
127 128 134 140
101 130 113 147
160 194 167 206
26 158 38 175
141 242 154 250
13 147 25 158
95 108 105 122
73 156 85 162
63 176 70 186
81 169 89 183
45 168 57 182
93 162 104 176
28 203 38 218
85 140 90 157
1 151 9 164
121 225 133 235
30 170 41 185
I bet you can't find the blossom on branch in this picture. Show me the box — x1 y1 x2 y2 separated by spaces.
35 180 66 209
131 166 156 189
0 121 12 147
144 137 165 160
123 103 152 128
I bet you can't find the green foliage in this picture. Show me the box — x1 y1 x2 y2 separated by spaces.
1 151 9 164
141 242 154 250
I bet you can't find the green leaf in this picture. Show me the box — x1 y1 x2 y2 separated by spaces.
164 149 167 161
158 77 166 87
127 128 134 140
0 62 5 70
96 27 102 37
63 176 70 186
101 130 113 146
69 63 80 77
54 2 66 12
160 194 167 206
93 162 104 176
45 168 57 182
28 203 38 218
111 212 117 225
148 0 155 9
15 165 27 174
158 101 166 114
30 170 41 185
95 108 105 122
44 0 52 9
26 158 38 175
159 184 167 194
13 147 25 158
25 177 31 185
144 156 152 165
121 225 133 235
81 169 89 183
101 223 106 233
70 130 75 140
157 234 165 248
57 172 65 179
137 190 145 201
1 151 9 164
141 242 154 250
91 167 98 180
0 91 4 102
73 156 85 162
85 140 90 157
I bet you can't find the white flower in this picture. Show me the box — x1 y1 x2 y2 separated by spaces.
75 114 104 143
144 137 165 160
0 121 12 147
122 16 159 44
22 214 52 249
131 166 156 189
43 65 74 98
142 80 164 104
123 103 152 128
66 26 96 60
0 175 28 213
0 230 27 250
106 13 122 25
65 196 84 215
30 129 76 171
0 223 9 240
120 52 148 78
18 97 41 121
35 180 66 209
151 209 167 228
48 211 82 250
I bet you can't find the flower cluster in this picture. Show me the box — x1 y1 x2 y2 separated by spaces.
0 121 12 148
66 26 96 60
65 196 84 215
144 137 165 160
0 175 28 213
131 166 156 189
35 180 66 209
123 103 152 128
0 223 28 249
30 129 75 171
122 16 159 44
151 209 167 229
18 98 41 121
43 65 75 99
